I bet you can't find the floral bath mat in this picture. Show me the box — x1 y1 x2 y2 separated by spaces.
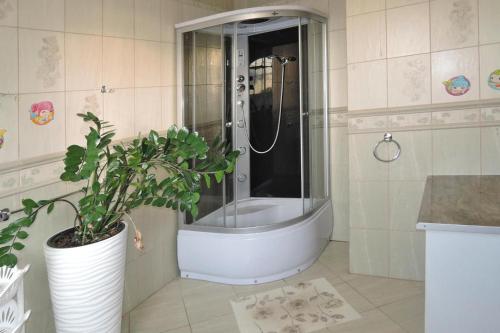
230 278 361 333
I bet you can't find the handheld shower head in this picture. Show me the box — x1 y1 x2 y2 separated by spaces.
267 55 297 65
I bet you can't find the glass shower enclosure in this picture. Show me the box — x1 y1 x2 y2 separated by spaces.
176 7 329 231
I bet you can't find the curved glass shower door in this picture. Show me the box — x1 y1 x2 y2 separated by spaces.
178 10 329 230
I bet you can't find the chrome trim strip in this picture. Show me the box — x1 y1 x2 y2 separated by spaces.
298 17 305 214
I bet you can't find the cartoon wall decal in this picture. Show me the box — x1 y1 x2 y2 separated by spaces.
30 101 55 125
488 70 500 91
0 129 6 149
442 75 471 96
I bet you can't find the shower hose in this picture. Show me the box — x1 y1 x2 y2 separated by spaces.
241 62 287 154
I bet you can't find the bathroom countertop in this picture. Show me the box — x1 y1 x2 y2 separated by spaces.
417 175 500 234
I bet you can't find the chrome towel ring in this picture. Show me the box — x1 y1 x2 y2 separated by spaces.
373 132 401 163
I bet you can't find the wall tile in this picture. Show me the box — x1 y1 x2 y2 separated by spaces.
0 0 17 26
135 87 162 134
103 0 134 38
481 106 500 123
388 54 431 107
350 181 388 229
135 40 161 87
20 161 64 187
0 171 19 196
135 0 161 41
329 30 347 69
348 115 388 131
300 0 329 13
329 0 347 31
18 92 66 159
19 29 64 93
431 108 479 125
387 3 429 58
348 60 387 110
346 0 384 16
0 27 18 94
162 85 177 127
480 126 500 175
349 132 388 180
329 68 347 108
432 127 480 175
161 42 176 86
388 112 431 129
478 0 500 44
430 0 478 52
389 130 431 181
479 43 500 100
66 90 102 146
65 33 102 91
19 0 64 31
0 94 19 163
386 0 428 8
103 37 134 88
103 88 134 139
161 0 180 43
65 0 103 35
347 11 386 63
350 229 389 277
431 47 479 103
389 181 426 231
389 231 425 280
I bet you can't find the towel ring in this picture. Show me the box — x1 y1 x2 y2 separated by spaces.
373 133 401 163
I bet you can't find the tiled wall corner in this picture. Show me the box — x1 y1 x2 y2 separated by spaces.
346 0 500 281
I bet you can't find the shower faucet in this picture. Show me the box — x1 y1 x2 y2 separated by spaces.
236 84 246 93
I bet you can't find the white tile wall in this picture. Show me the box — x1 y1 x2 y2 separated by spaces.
431 47 479 103
0 27 18 94
65 0 103 35
135 40 162 87
478 0 500 44
346 10 386 63
103 37 134 89
432 127 481 174
346 0 385 16
430 0 478 52
0 0 17 27
386 3 429 58
479 43 500 100
65 33 103 91
103 0 135 38
0 94 19 163
388 54 431 107
350 228 389 276
348 60 387 110
18 0 64 31
135 0 162 41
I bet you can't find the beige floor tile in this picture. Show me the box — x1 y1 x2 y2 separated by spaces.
346 275 424 307
191 313 239 333
284 260 342 285
185 295 233 325
182 282 235 307
165 326 192 333
327 309 405 333
333 283 376 314
130 302 188 333
231 279 287 297
379 293 425 333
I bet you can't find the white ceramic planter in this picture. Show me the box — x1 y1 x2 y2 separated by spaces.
44 222 128 333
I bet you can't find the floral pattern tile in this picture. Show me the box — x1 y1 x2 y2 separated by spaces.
231 278 361 333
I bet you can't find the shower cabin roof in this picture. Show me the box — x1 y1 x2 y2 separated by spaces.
174 5 327 33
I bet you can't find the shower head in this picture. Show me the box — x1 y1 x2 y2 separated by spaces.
267 55 297 65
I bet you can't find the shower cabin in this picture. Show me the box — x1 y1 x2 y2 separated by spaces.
175 6 332 285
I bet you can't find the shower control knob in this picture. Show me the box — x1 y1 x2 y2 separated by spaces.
237 174 248 182
237 120 244 128
237 75 245 83
236 84 246 93
225 122 232 128
238 147 247 155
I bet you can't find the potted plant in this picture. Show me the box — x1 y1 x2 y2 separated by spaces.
0 112 239 332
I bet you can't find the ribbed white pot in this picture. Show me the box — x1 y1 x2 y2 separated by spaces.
44 222 128 333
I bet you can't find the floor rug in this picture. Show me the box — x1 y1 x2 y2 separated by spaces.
230 278 362 333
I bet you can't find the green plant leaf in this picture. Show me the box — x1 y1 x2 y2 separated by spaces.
214 171 224 183
0 234 14 244
12 242 24 251
0 254 17 267
47 202 55 214
16 231 28 239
